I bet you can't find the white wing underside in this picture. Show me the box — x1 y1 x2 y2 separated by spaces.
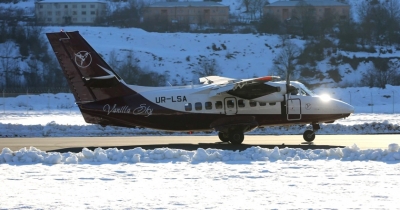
199 76 281 97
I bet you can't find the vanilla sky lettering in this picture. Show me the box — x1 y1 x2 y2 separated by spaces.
133 104 153 117
103 104 131 115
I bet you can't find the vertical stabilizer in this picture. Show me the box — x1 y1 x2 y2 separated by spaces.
46 31 136 104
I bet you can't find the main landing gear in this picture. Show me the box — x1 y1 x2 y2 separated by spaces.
218 131 244 145
303 123 320 143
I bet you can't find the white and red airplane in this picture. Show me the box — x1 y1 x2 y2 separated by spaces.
46 31 354 144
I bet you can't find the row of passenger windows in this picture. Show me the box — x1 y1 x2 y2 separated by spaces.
184 100 276 111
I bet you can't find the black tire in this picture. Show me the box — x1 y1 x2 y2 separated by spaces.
218 132 230 142
303 130 315 142
229 131 244 145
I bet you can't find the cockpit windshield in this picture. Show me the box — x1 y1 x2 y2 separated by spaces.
297 83 315 96
288 82 315 96
276 81 316 97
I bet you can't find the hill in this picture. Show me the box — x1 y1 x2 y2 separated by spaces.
0 0 399 89
42 25 400 88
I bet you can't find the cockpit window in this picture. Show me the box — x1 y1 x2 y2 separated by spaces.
298 84 315 96
299 88 308 96
281 81 315 97
292 88 309 96
290 84 315 96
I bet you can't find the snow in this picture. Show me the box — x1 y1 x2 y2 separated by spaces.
1 1 400 208
1 146 400 209
3 143 400 164
1 87 400 208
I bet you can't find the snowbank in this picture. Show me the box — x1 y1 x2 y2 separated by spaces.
1 144 399 164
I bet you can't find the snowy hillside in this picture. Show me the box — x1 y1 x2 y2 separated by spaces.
39 26 398 88
2 0 397 88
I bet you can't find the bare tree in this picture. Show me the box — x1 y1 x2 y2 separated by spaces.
23 58 42 87
194 58 221 77
384 0 400 45
114 51 139 84
357 0 400 45
360 59 400 88
257 12 282 34
109 51 166 86
237 0 251 13
127 0 149 16
272 41 300 80
0 41 19 87
291 1 317 38
248 0 269 20
107 49 120 70
279 34 289 46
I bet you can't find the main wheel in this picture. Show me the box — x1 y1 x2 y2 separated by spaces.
303 130 315 142
218 132 230 142
229 131 244 145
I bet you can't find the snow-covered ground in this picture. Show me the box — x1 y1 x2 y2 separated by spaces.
1 144 400 209
1 1 399 208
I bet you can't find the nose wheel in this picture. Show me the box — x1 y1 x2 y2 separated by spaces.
303 123 320 142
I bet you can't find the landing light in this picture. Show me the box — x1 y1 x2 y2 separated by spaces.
319 94 331 102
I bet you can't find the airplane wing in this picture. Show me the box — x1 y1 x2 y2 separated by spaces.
199 76 237 85
203 76 283 100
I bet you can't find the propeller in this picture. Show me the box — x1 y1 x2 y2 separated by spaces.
286 69 290 94
286 68 297 95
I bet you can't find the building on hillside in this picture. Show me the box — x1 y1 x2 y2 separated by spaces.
263 0 350 22
144 2 229 26
35 0 107 25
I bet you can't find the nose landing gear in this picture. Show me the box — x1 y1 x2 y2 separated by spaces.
303 123 320 142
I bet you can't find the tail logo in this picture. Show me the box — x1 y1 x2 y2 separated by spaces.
74 51 92 68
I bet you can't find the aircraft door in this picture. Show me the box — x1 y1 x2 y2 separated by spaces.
287 98 301 120
224 97 237 115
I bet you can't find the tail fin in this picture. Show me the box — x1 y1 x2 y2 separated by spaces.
46 31 136 104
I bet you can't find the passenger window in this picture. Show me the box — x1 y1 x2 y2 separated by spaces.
215 101 223 109
269 102 276 106
238 100 245 108
205 102 212 110
249 101 257 107
185 103 192 111
195 102 202 110
259 102 266 106
226 100 234 108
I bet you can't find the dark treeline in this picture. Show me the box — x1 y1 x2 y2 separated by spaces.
0 22 67 90
257 0 400 47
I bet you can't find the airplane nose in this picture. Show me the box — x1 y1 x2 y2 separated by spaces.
337 100 354 115
326 98 354 115
345 102 354 114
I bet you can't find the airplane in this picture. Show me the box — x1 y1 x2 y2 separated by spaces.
46 31 354 145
